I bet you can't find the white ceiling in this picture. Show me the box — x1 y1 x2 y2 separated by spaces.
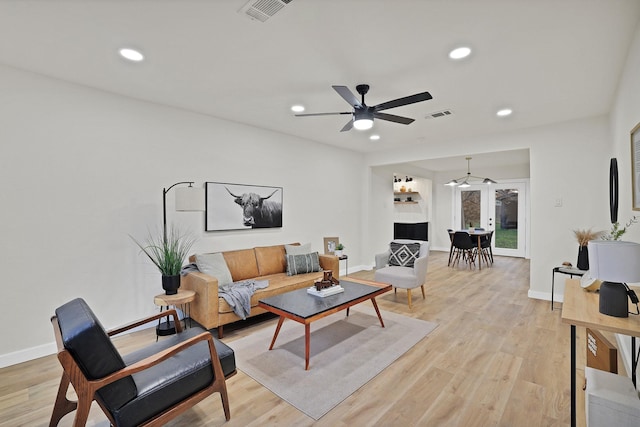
1 0 639 170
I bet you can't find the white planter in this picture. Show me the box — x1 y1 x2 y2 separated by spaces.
334 250 343 257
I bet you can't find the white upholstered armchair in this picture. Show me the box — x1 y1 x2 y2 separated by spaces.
374 240 430 309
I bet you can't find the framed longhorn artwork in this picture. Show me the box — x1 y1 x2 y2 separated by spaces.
205 182 283 231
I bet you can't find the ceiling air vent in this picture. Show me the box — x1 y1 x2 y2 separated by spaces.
239 0 293 22
425 109 453 119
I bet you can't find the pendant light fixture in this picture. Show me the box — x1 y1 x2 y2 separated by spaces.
445 157 497 187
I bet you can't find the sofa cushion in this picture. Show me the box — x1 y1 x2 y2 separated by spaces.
286 252 321 276
285 243 311 255
255 245 287 276
223 249 259 282
375 265 419 289
389 242 421 267
195 253 233 287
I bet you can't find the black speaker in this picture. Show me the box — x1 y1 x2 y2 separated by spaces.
599 281 628 317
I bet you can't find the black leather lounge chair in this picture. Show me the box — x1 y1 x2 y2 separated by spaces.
49 298 236 426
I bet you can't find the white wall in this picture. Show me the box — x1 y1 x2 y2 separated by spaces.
0 65 365 366
612 24 640 234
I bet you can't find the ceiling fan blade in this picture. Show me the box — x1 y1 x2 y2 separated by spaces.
295 112 352 117
340 119 354 132
332 85 363 108
373 91 432 112
373 112 414 125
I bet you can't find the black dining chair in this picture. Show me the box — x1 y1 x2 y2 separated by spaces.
447 229 455 266
451 231 476 269
479 230 494 265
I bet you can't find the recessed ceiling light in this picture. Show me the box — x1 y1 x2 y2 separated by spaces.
370 134 380 141
119 48 144 62
291 105 305 113
496 108 513 117
449 46 471 60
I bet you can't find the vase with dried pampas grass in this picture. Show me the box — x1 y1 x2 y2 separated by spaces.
573 228 604 270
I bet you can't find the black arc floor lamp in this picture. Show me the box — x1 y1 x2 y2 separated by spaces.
163 181 205 242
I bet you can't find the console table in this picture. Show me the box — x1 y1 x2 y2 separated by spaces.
561 279 640 427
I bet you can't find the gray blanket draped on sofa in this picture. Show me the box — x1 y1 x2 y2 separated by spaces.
218 279 269 320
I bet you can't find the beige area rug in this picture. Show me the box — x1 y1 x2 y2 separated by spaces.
231 304 438 420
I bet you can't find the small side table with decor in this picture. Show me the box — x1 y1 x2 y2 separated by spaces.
153 289 196 338
551 266 586 311
338 254 348 276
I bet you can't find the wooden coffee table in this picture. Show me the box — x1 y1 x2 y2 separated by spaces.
258 278 392 370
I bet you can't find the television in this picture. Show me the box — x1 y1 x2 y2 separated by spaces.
394 222 429 241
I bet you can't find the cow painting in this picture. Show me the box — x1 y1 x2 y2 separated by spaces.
225 187 282 228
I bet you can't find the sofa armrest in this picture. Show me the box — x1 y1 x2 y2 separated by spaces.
181 272 220 330
319 254 340 278
375 250 390 269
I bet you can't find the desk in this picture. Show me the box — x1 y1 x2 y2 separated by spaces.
561 279 640 427
448 229 492 270
551 266 586 311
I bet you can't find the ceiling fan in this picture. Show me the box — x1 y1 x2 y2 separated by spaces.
295 84 433 132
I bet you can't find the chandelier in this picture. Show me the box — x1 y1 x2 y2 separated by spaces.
445 156 497 188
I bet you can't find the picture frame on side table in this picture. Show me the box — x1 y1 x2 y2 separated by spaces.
205 182 283 231
632 122 640 210
323 237 339 255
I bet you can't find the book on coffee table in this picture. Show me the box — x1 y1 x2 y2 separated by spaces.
307 285 344 297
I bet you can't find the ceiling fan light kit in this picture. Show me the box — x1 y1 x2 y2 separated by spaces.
295 84 432 132
353 109 374 130
445 157 497 187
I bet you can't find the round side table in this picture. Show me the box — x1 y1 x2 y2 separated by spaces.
153 289 196 338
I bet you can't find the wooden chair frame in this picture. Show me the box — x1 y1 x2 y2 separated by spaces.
50 309 236 427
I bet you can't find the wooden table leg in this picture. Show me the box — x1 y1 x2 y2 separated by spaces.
305 323 310 370
476 235 483 270
370 298 385 328
269 316 285 350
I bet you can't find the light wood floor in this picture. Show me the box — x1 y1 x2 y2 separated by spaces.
1 251 604 426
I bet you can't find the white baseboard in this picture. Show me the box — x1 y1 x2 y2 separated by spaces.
0 319 158 368
528 289 562 303
0 342 57 369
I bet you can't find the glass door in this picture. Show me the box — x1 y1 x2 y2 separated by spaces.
454 181 527 258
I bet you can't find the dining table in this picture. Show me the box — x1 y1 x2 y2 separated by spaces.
448 229 492 270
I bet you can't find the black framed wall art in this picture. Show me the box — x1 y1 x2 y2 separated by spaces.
205 182 283 231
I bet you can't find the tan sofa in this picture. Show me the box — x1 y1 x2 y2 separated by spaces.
182 243 339 338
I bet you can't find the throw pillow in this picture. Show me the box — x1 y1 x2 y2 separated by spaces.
195 253 233 287
388 242 421 267
285 243 311 255
286 252 321 276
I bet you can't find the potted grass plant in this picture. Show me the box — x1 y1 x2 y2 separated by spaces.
131 226 197 295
